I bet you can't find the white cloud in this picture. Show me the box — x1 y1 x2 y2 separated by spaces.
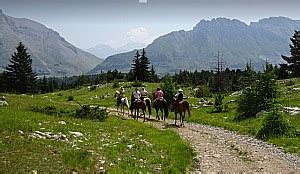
126 27 152 44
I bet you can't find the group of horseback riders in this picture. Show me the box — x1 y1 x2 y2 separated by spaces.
115 86 190 125
116 86 185 111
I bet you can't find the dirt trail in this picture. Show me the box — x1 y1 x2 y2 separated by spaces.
108 108 300 173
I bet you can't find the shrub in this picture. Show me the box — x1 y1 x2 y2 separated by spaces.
285 79 295 86
161 75 175 107
235 87 257 120
132 80 143 87
67 96 74 101
112 81 120 88
257 105 293 140
235 72 278 120
194 85 210 98
214 93 224 113
74 105 108 122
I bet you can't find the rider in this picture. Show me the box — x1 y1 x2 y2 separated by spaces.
154 87 165 105
130 88 141 114
173 89 184 110
116 86 125 106
140 87 148 101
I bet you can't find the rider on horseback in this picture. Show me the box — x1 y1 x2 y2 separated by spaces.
154 87 166 104
116 86 125 106
130 88 141 115
140 87 148 101
173 89 184 110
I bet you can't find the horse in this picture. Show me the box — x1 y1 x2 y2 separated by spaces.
141 97 152 118
114 91 130 116
173 99 191 126
153 98 168 121
130 93 147 122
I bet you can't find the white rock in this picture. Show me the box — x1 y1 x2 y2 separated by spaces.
58 121 66 125
69 131 83 137
18 130 24 135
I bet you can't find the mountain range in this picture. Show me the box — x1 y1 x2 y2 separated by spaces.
0 10 103 76
86 42 146 59
89 17 300 75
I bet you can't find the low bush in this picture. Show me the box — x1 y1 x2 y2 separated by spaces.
32 105 108 122
194 85 211 98
74 105 108 122
112 81 120 88
257 105 294 140
132 80 143 87
67 96 74 101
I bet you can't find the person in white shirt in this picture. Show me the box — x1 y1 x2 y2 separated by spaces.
140 87 148 100
130 88 141 114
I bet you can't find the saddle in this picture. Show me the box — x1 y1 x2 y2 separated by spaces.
157 97 164 101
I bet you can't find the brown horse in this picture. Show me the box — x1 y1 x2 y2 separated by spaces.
173 99 191 126
153 99 168 121
131 93 147 122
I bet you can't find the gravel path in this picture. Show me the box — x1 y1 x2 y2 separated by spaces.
108 108 300 173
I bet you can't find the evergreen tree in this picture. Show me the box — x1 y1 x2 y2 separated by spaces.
131 50 141 81
5 42 37 93
41 75 49 94
281 30 300 77
149 65 158 82
140 49 151 82
239 62 256 89
161 74 175 107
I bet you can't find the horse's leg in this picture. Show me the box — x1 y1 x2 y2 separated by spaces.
174 112 177 125
161 108 165 121
156 109 159 120
143 109 146 122
148 101 151 118
179 112 183 126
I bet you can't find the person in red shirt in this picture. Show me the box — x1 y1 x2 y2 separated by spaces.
154 87 166 105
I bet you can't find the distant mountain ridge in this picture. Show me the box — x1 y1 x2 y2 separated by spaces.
86 42 146 59
90 17 300 75
0 10 103 76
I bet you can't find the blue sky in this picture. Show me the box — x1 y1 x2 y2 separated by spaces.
1 0 299 49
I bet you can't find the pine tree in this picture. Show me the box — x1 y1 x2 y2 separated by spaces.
281 30 300 77
149 65 158 82
5 42 37 93
131 50 141 81
140 49 151 82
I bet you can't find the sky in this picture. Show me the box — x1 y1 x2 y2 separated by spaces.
0 0 300 49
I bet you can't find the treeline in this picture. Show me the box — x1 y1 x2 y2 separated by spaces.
0 30 299 94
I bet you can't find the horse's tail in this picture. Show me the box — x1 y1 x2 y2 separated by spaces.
125 97 129 108
145 99 151 115
186 102 191 117
164 100 169 118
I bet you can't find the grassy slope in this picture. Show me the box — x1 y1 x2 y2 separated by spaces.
55 80 299 156
0 90 193 172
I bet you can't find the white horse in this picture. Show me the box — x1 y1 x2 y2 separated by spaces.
114 91 129 116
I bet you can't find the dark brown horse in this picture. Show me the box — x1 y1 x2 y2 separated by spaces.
131 93 147 122
173 99 191 126
153 99 168 121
